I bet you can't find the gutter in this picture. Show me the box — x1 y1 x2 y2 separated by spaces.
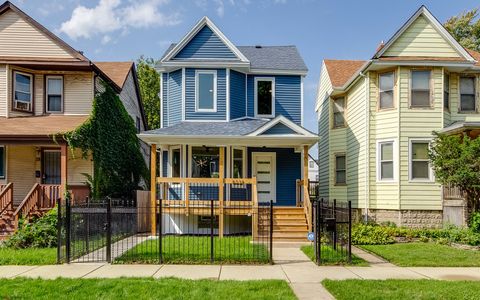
359 71 370 222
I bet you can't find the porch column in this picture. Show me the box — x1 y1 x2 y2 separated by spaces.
60 143 68 201
303 145 311 231
150 144 157 235
218 147 225 238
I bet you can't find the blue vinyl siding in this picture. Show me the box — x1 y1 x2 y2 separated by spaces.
248 147 300 206
174 25 238 60
167 69 182 126
162 73 168 127
185 68 226 120
261 123 298 135
247 75 302 124
230 70 246 120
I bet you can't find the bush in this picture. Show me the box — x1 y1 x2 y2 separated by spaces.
351 224 395 245
470 212 480 233
4 207 57 249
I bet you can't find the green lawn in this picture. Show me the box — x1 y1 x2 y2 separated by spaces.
0 247 57 265
360 243 480 267
323 279 480 300
301 244 368 266
115 236 270 264
0 277 295 300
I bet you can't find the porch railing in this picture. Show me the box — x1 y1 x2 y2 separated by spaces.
296 179 315 231
14 183 61 220
0 183 13 215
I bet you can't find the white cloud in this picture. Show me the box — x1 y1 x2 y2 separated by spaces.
213 0 225 17
59 0 181 42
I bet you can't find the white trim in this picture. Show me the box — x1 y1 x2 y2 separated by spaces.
376 139 398 183
13 70 33 112
254 77 275 118
374 6 475 61
248 115 317 137
0 145 5 179
195 70 217 112
159 72 163 128
252 152 276 203
301 76 304 126
231 146 247 178
45 75 63 113
226 68 230 121
181 68 186 121
161 16 249 63
167 72 170 127
408 138 434 183
245 73 248 117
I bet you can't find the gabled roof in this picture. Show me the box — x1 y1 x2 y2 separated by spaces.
467 49 480 67
373 5 474 62
94 62 134 88
161 16 249 63
323 60 366 88
248 115 316 137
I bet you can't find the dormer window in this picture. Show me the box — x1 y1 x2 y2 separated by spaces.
195 70 217 112
255 77 275 118
13 71 33 112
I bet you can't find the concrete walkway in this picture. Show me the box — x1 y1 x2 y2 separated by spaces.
2 244 480 300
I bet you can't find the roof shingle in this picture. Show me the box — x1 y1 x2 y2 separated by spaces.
94 62 133 88
324 60 366 88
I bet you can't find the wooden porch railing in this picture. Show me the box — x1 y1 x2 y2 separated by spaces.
13 183 61 221
296 179 313 231
0 182 13 216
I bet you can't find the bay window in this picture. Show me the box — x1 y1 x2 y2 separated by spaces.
410 70 431 107
410 140 432 181
460 76 476 112
379 72 394 109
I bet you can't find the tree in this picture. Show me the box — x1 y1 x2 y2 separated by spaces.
444 8 480 51
429 132 480 212
64 83 148 199
137 56 160 129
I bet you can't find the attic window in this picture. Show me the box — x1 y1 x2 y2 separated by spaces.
255 77 275 118
13 71 33 112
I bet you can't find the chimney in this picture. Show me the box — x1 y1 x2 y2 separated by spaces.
376 40 385 52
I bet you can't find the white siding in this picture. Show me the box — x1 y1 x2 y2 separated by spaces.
64 73 94 115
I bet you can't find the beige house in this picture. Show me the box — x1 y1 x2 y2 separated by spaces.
0 1 146 236
316 6 480 227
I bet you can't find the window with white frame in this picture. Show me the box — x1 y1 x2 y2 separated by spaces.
379 72 394 109
410 140 431 181
232 147 245 178
46 76 63 113
411 70 431 107
444 74 450 110
255 77 275 117
191 146 219 178
335 154 346 185
13 71 33 112
332 97 345 128
0 145 5 178
195 71 217 112
170 147 181 178
377 141 395 181
460 76 476 112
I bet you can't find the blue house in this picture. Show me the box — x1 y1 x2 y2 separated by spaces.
139 17 317 240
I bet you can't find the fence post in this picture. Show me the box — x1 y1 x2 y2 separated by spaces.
269 200 273 265
333 198 337 251
210 199 214 264
106 197 112 263
158 192 163 264
57 197 62 264
348 200 352 264
65 196 71 264
316 198 321 265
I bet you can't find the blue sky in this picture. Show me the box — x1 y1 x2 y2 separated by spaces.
11 0 480 148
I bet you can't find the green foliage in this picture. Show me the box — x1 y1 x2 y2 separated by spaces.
137 56 160 129
4 208 58 249
444 8 480 51
352 223 395 245
65 83 147 199
470 212 480 233
429 132 480 211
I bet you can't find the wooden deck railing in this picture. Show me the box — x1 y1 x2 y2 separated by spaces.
14 183 61 220
0 183 13 216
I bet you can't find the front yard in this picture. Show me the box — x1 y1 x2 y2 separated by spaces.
360 243 480 267
323 279 480 300
0 247 56 265
0 277 295 300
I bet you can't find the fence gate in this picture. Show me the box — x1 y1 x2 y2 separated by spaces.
312 198 352 265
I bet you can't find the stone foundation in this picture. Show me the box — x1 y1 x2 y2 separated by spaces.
354 209 444 228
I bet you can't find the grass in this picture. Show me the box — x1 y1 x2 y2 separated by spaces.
0 277 295 300
323 279 480 300
301 244 368 266
114 236 270 264
0 247 57 265
360 242 480 267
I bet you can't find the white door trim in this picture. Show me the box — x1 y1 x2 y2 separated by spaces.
252 152 276 203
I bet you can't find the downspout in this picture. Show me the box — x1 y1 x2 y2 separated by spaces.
359 71 369 222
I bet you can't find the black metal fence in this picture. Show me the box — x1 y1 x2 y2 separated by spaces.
58 197 273 264
312 198 352 265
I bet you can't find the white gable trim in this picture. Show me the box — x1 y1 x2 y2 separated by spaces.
248 115 317 137
374 6 475 62
161 16 249 63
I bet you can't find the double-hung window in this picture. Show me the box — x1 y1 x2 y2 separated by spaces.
444 74 450 110
379 72 394 109
335 154 346 185
410 140 432 181
460 76 476 112
0 146 5 179
255 77 275 118
13 71 33 112
411 70 431 108
195 70 217 112
377 141 395 181
333 97 345 128
46 76 63 113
